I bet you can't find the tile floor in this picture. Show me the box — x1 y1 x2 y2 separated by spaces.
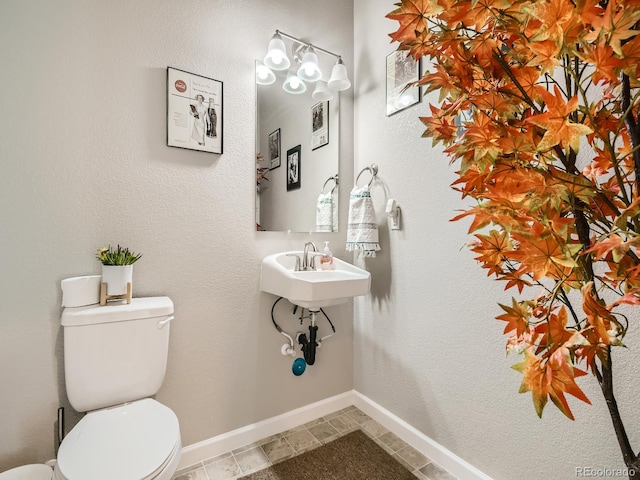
172 405 458 480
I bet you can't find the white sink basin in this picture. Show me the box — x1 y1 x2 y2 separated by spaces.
260 251 371 308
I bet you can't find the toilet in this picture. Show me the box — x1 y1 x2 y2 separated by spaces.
1 294 181 480
50 296 181 480
0 465 53 480
45 296 182 480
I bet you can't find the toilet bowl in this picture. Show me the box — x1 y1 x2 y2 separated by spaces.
0 464 52 480
54 398 181 480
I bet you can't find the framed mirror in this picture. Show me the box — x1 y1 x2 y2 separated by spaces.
256 61 340 232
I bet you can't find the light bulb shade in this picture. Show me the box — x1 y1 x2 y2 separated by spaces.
255 62 276 85
327 58 351 91
312 81 334 101
297 47 322 82
283 71 307 94
264 33 290 71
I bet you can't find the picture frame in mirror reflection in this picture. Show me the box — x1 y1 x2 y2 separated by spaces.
311 101 329 150
286 145 301 191
166 67 223 154
268 128 281 170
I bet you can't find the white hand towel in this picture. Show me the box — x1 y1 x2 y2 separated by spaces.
316 192 336 232
346 185 380 257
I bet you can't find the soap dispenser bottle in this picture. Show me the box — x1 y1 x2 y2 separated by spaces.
319 241 334 270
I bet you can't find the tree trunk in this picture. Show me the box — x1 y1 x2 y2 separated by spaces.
598 349 639 479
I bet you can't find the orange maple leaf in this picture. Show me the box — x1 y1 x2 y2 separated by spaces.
471 230 514 276
461 113 504 162
502 271 533 293
386 0 443 44
403 28 435 60
526 86 593 152
501 67 545 104
526 40 562 73
421 65 462 102
547 166 596 203
420 104 458 145
578 42 623 85
584 0 640 55
475 89 516 117
581 282 617 345
497 298 532 336
621 35 640 77
534 307 576 351
582 146 614 181
451 164 490 197
575 328 608 373
469 34 500 70
512 349 549 417
498 130 537 162
511 225 580 281
513 348 591 420
545 349 591 420
528 0 581 46
585 233 640 262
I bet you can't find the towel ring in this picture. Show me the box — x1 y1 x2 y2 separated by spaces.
322 174 339 194
355 164 378 188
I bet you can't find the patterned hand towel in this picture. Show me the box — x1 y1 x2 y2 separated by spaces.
346 185 380 257
316 192 337 232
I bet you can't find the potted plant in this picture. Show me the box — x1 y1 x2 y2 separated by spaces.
387 0 640 475
96 245 142 298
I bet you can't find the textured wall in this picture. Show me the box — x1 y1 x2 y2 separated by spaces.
353 1 640 479
0 0 353 471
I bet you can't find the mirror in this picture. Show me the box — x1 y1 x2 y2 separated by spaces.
256 61 340 232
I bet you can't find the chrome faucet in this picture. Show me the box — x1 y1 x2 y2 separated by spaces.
302 241 317 271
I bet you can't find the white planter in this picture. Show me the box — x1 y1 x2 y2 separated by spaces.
101 265 133 296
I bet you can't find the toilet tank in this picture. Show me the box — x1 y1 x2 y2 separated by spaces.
61 296 174 412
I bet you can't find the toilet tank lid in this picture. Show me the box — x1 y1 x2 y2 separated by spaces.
61 296 173 327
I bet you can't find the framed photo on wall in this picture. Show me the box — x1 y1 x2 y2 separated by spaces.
385 50 421 116
311 101 329 150
167 67 223 154
268 128 281 169
286 145 301 191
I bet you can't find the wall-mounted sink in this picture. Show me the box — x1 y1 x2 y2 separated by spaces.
260 251 371 308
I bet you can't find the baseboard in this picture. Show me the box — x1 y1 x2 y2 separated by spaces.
178 390 493 480
352 391 494 480
177 391 354 469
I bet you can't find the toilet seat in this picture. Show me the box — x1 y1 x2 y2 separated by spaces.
0 465 52 480
55 398 180 480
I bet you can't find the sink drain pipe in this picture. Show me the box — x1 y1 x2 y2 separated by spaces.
297 320 318 365
270 297 336 370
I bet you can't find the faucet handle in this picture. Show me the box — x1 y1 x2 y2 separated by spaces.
308 252 324 270
286 253 302 271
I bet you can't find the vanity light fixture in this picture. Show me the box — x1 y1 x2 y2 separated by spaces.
297 46 322 82
261 30 350 97
327 57 351 91
312 81 333 101
264 32 290 70
256 61 276 85
283 71 307 94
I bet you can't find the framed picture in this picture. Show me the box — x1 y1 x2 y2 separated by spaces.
311 101 329 150
167 67 223 154
268 129 281 169
386 50 421 116
286 145 301 191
